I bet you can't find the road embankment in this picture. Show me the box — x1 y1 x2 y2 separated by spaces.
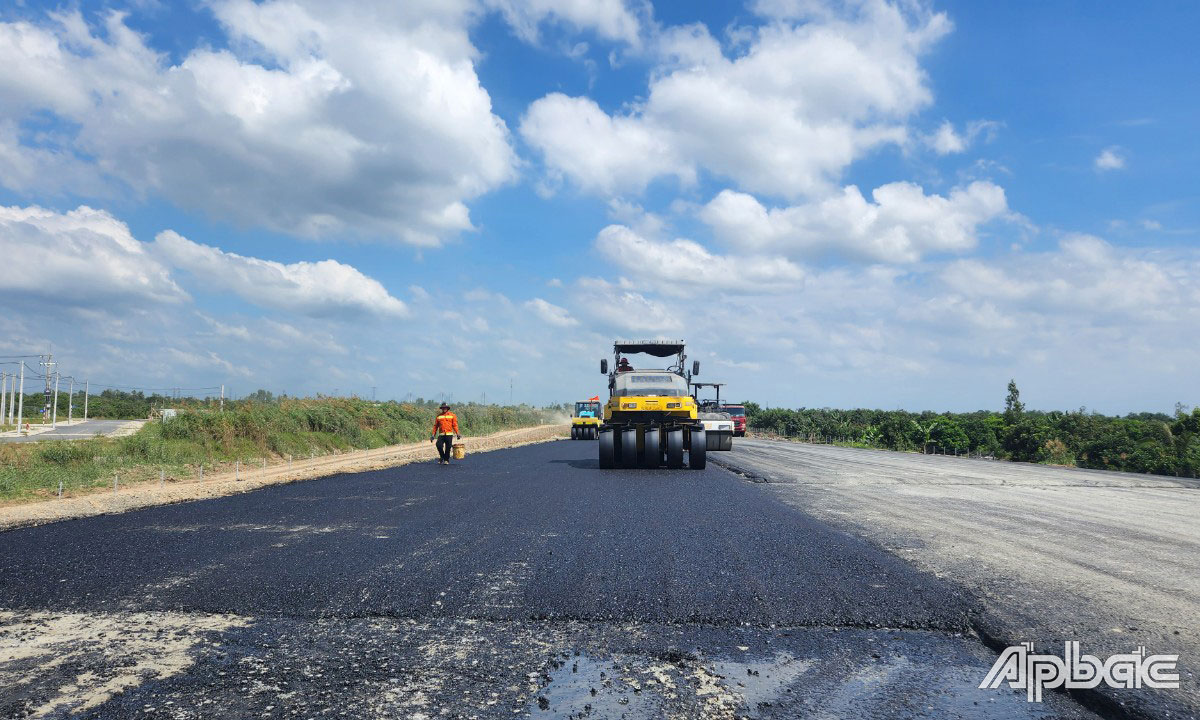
0 424 567 531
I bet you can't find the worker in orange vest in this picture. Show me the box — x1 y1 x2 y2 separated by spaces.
430 403 461 465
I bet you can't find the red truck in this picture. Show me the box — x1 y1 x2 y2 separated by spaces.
721 404 747 437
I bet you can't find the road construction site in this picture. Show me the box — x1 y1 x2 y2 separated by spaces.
2 433 1193 719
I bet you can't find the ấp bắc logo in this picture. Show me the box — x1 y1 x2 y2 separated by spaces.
980 641 1179 702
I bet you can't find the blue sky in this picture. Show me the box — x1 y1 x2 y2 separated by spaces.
0 0 1196 413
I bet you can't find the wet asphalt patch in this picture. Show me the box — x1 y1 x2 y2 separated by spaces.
7 617 1098 720
0 440 1102 718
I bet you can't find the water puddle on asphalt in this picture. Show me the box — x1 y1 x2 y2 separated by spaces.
530 654 658 717
526 645 1093 719
528 650 812 718
708 651 813 708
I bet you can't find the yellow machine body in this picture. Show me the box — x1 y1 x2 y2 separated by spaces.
603 394 697 422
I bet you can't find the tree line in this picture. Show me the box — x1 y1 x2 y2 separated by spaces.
10 388 545 423
2 388 200 423
744 381 1200 478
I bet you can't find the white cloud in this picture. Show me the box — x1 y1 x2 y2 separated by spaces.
595 224 804 294
165 348 253 378
0 4 516 243
518 93 691 195
197 314 253 342
701 180 1008 263
0 205 185 307
928 120 966 155
522 1 949 198
153 230 407 318
484 0 643 45
1094 146 1126 171
0 204 406 320
940 233 1179 317
253 319 346 356
925 119 1000 155
524 297 578 327
571 277 682 334
550 234 1200 410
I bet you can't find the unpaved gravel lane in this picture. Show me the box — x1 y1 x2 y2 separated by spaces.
717 438 1200 719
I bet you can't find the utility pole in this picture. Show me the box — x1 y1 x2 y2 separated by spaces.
67 377 74 424
40 353 55 424
51 372 59 427
0 371 6 428
510 378 513 406
17 363 25 433
371 386 376 402
219 384 224 411
83 379 88 420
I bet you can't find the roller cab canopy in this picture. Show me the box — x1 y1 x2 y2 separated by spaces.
613 340 685 357
605 339 698 379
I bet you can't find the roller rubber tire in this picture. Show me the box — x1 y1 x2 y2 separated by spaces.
689 427 707 470
598 429 615 469
589 427 597 440
665 428 684 469
643 428 661 469
572 427 579 440
619 428 639 469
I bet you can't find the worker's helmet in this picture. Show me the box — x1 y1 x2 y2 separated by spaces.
439 403 450 410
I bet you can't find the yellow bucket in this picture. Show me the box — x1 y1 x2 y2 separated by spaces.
452 441 466 460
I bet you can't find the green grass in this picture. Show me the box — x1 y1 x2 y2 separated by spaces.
1 418 51 432
0 398 555 502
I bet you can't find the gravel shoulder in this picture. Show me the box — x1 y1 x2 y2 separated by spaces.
717 438 1200 719
0 424 566 531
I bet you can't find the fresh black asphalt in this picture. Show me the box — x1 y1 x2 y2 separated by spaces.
0 439 1103 719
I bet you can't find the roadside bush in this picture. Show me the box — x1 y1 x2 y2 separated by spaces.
745 401 1199 478
1040 438 1074 466
37 441 97 465
0 397 555 501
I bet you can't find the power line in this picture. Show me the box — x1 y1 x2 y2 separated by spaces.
78 382 223 393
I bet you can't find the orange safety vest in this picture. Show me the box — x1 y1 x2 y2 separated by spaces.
432 412 459 436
